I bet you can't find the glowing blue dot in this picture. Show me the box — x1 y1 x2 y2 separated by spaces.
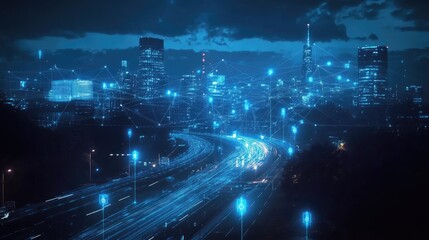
281 108 286 117
232 109 236 114
102 83 107 89
337 75 342 81
267 68 274 76
291 125 298 134
209 97 213 104
132 150 139 163
236 197 247 216
167 90 171 95
288 147 294 155
308 77 313 83
299 119 304 124
302 211 312 227
326 61 332 66
99 194 109 207
127 129 132 138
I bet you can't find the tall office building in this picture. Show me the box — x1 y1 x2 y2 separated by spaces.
357 46 388 107
302 24 313 86
137 37 166 100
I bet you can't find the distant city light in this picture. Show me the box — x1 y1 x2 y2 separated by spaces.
127 129 132 138
308 76 313 82
326 61 332 66
288 147 294 155
260 135 265 140
267 68 274 76
281 108 286 118
337 75 342 80
167 90 171 95
292 125 298 134
209 97 213 104
38 50 42 60
232 109 236 114
299 119 304 124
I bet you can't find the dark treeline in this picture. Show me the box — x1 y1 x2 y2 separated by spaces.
0 102 172 207
282 128 429 239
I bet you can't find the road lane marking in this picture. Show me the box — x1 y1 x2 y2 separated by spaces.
57 194 74 200
149 181 159 187
118 195 130 202
86 204 111 216
225 227 234 237
34 221 44 226
179 214 189 222
29 234 42 239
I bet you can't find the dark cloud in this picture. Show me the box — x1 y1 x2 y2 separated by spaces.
391 0 429 31
342 1 387 20
368 33 378 41
0 0 373 59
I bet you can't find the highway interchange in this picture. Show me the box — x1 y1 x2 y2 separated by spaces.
0 133 290 239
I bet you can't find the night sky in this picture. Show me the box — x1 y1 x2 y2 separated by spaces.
1 0 429 99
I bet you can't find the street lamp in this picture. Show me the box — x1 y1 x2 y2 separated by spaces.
89 149 95 182
99 194 109 240
281 108 286 142
132 150 139 204
2 168 12 207
302 210 312 240
267 68 274 140
127 129 132 176
236 196 247 240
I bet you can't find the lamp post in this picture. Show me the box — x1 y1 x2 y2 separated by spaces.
236 196 247 240
2 168 12 207
268 68 274 140
281 108 286 142
132 150 138 204
89 149 95 182
99 194 109 240
302 211 312 240
127 129 132 176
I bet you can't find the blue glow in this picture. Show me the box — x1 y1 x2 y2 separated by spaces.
260 135 265 140
99 194 109 207
102 82 107 89
236 196 247 216
302 211 312 227
308 76 313 83
132 150 139 164
127 129 132 138
281 108 286 117
344 62 350 69
326 61 332 66
173 92 177 97
96 168 99 172
20 81 26 88
167 90 171 95
197 69 201 74
244 100 250 111
299 119 304 124
288 147 294 155
292 125 298 134
337 75 342 81
232 131 237 138
208 97 213 104
267 68 274 76
38 50 42 60
232 109 236 114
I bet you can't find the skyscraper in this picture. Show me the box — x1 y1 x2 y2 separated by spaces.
302 24 313 86
137 37 166 100
357 46 388 107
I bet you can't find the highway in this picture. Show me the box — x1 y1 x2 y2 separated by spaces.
0 133 214 239
0 134 291 239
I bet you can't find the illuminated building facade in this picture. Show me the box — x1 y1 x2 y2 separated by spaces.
49 80 93 102
137 37 166 100
357 46 388 107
